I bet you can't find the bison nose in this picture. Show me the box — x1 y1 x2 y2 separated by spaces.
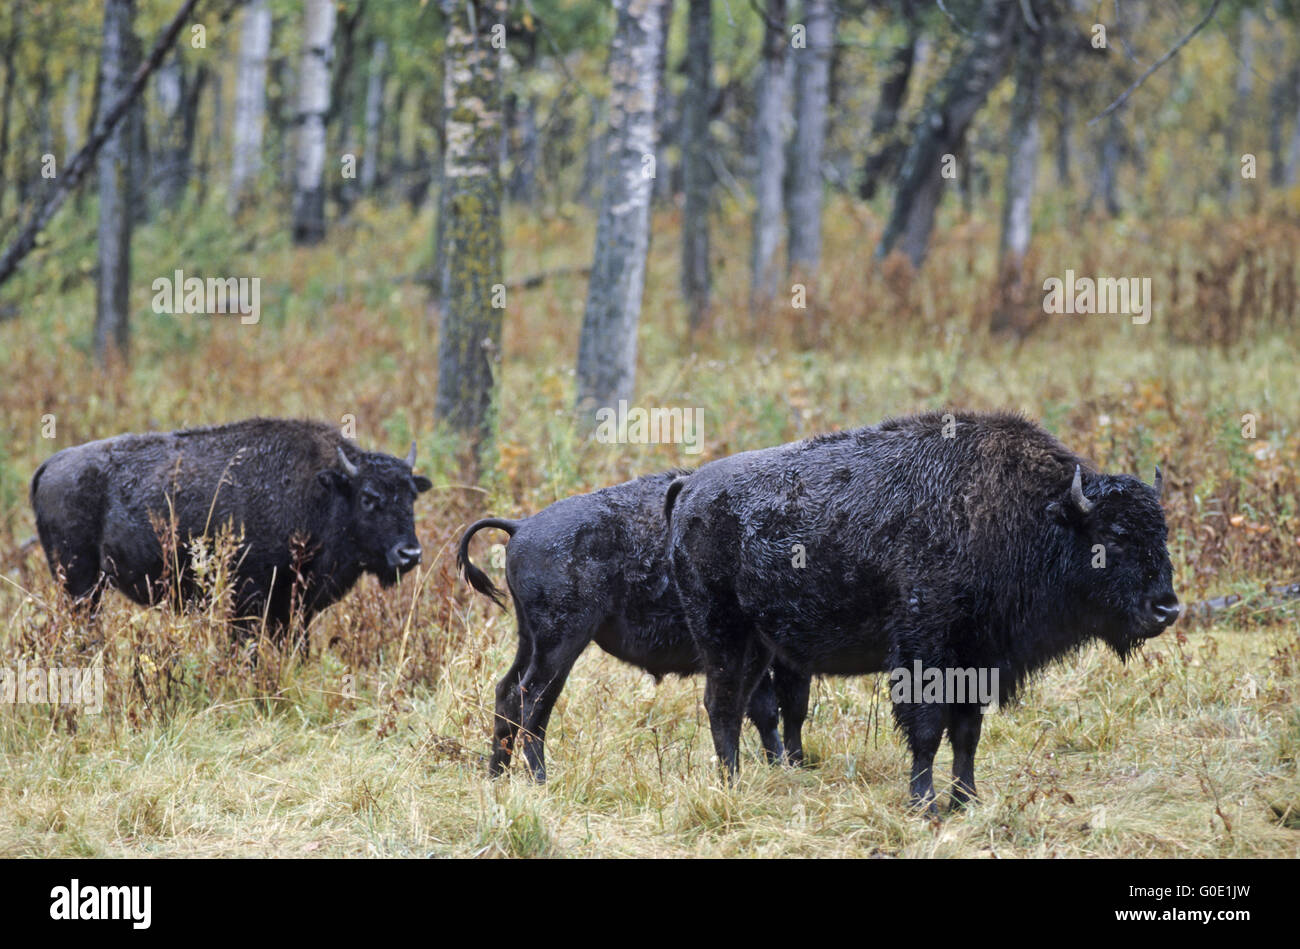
1150 592 1181 627
388 543 422 569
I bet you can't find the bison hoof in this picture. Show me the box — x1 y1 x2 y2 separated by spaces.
949 787 979 811
910 794 941 817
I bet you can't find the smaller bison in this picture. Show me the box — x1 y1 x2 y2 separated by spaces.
31 418 431 642
457 471 810 781
666 412 1180 811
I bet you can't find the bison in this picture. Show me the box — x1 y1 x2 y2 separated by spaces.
31 418 431 643
457 471 811 781
665 411 1180 811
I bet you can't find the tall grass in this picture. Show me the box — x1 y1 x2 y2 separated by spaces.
0 194 1296 856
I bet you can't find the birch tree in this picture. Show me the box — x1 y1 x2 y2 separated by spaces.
95 0 136 366
434 0 506 453
875 0 1017 267
680 0 712 331
230 0 272 214
749 0 788 309
991 38 1042 334
575 0 665 424
787 0 835 281
291 0 335 244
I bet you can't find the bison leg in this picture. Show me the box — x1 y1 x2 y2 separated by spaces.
744 669 784 764
894 695 944 815
46 546 104 618
488 608 535 777
948 703 983 809
701 635 772 781
515 621 589 783
772 661 811 766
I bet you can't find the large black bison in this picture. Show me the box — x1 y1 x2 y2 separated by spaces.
31 418 431 641
457 471 811 781
665 411 1180 811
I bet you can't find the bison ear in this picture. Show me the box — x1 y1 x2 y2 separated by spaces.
413 475 432 493
317 469 351 494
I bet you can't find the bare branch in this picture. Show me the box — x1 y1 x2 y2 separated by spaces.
1088 0 1222 126
0 0 202 290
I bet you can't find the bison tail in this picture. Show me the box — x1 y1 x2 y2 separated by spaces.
29 458 48 509
654 477 689 600
663 476 687 524
456 517 519 610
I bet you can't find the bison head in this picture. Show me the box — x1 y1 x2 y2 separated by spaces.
318 441 432 587
1051 465 1180 657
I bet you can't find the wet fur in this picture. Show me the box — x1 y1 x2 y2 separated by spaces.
458 471 812 781
666 411 1178 809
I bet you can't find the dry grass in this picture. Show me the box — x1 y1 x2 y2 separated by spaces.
1 194 1298 857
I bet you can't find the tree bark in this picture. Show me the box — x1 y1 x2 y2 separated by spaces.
1054 92 1072 189
434 0 506 454
230 0 272 214
361 37 387 194
575 0 666 424
1269 69 1291 187
292 0 336 245
506 93 539 203
680 0 712 332
0 6 20 223
652 0 676 204
62 69 82 157
787 0 835 281
153 49 204 208
750 0 789 310
875 0 1017 268
858 1 917 201
95 0 137 367
328 3 362 213
991 38 1042 334
1228 11 1253 199
153 51 184 204
1091 112 1122 216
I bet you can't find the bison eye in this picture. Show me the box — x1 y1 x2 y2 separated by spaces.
361 488 384 512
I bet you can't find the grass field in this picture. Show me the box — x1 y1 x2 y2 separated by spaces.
1 195 1298 857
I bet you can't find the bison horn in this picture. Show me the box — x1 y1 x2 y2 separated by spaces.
1153 466 1163 498
1071 465 1094 515
337 447 360 478
405 441 417 468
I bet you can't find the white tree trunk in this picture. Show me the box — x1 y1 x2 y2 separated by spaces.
749 0 789 309
292 0 335 244
787 0 835 280
999 69 1039 267
992 44 1041 333
229 0 272 214
575 0 666 423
